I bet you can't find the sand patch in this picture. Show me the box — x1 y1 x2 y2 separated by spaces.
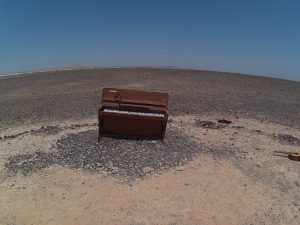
0 115 300 224
1 155 296 225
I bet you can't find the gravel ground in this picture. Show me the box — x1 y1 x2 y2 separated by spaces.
5 128 234 181
274 133 300 146
1 68 299 129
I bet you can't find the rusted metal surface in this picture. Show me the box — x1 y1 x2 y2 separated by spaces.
288 151 300 161
98 88 169 141
274 151 300 161
218 119 232 124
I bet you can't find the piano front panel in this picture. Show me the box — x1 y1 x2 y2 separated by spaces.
100 113 167 137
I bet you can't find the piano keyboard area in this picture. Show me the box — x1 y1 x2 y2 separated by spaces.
103 109 165 117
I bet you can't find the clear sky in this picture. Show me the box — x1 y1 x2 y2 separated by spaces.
0 0 299 81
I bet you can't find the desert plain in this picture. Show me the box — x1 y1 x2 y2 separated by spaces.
0 68 300 225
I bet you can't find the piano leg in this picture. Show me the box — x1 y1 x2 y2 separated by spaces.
161 123 167 139
98 117 103 142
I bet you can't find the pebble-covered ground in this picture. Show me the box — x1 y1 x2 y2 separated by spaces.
1 68 300 130
5 128 234 181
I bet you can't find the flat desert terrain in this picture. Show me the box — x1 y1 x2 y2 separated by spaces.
0 68 300 225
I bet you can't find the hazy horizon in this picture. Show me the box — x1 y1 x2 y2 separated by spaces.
1 65 299 83
1 0 299 82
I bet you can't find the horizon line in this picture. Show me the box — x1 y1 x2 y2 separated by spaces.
0 65 299 83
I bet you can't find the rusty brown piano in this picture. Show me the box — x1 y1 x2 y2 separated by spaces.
98 88 169 141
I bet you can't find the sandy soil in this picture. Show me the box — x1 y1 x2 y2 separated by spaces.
0 68 300 225
0 114 300 225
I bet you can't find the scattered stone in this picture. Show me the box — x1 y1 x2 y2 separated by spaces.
232 126 245 129
0 131 29 139
142 166 154 174
5 129 234 182
175 167 184 171
254 129 262 134
4 134 17 139
196 120 226 129
274 134 300 146
293 201 299 206
31 126 62 136
295 194 300 201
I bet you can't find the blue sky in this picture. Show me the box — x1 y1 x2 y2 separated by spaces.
0 0 299 81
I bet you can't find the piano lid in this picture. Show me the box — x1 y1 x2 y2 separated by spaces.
101 88 169 108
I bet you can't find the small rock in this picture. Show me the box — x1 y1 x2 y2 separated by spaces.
295 181 300 187
232 126 244 129
293 201 299 206
295 194 300 201
111 166 119 171
176 167 184 171
142 166 153 174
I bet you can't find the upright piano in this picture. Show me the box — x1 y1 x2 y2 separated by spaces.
98 88 169 141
